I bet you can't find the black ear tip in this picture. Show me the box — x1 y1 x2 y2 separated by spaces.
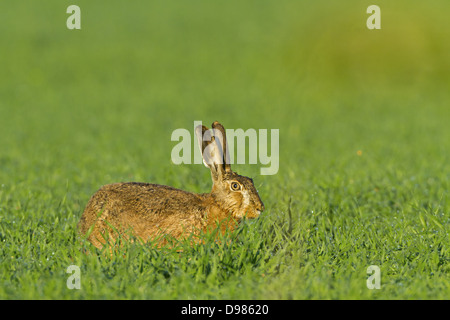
195 124 208 132
212 121 225 130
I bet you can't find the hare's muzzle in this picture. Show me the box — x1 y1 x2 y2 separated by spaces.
254 204 265 217
258 203 265 214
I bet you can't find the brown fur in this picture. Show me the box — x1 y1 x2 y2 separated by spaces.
78 122 265 249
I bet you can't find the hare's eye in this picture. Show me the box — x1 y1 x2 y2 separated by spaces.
230 182 241 191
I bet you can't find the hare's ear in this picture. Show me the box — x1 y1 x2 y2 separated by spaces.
195 124 226 180
211 121 231 173
195 125 211 168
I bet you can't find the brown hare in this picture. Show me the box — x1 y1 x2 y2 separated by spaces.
78 121 265 248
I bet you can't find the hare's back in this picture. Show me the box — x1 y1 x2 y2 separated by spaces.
79 182 207 246
97 182 206 217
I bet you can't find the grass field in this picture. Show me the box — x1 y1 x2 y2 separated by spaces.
0 1 449 299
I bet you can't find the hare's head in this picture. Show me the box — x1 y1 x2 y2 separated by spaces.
196 121 265 219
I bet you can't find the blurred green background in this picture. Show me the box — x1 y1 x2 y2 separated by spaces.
0 1 449 299
1 0 449 168
1 1 448 180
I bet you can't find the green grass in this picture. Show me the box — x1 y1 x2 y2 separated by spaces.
1 0 449 299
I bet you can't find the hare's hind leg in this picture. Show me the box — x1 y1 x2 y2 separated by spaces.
78 188 115 249
79 207 120 249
